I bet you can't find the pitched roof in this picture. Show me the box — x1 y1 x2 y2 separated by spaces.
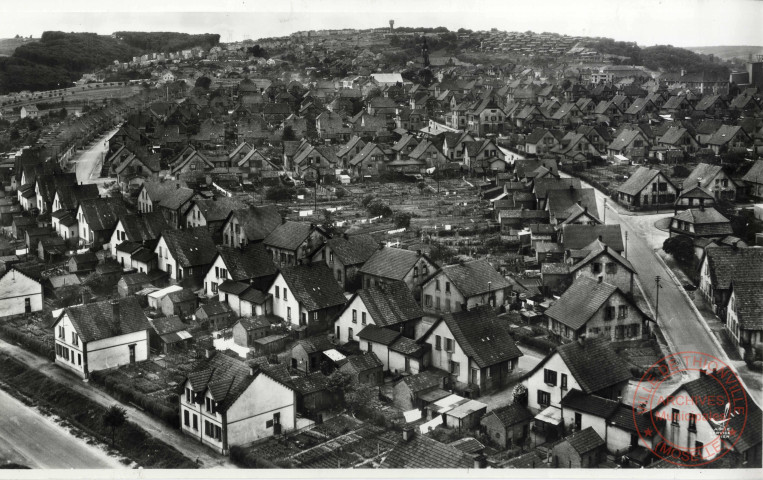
227 205 282 243
325 234 378 266
432 305 522 368
216 243 277 281
143 181 195 211
381 434 472 469
487 403 534 427
533 177 581 199
63 297 150 343
436 259 512 298
561 224 624 252
728 280 763 331
161 227 217 268
149 315 187 336
342 352 383 373
673 207 730 226
705 247 763 290
118 212 168 243
741 160 763 184
192 197 247 223
707 125 745 146
357 324 401 345
356 282 423 327
295 335 334 354
55 183 100 211
555 336 632 394
684 163 731 191
79 197 129 232
546 188 598 220
617 167 661 196
236 316 273 331
545 277 620 330
569 240 635 274
263 221 316 251
359 247 430 281
560 389 619 418
563 427 605 454
291 372 331 395
279 263 347 311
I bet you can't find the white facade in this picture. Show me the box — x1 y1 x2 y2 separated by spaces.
154 236 180 280
0 269 43 316
524 352 581 412
109 219 129 257
180 371 296 454
334 295 372 344
185 203 207 229
75 205 94 245
268 273 306 327
203 255 232 297
423 320 472 386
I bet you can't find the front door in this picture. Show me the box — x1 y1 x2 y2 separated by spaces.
574 412 582 431
128 344 136 364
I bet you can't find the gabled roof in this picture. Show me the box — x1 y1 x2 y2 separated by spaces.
485 403 534 427
545 277 620 331
533 178 581 200
149 315 187 336
263 221 317 251
560 389 619 418
216 243 277 281
707 125 746 146
295 335 334 354
728 280 763 331
569 240 635 274
62 296 150 343
226 205 282 243
423 305 522 369
349 142 385 166
359 247 433 281
324 234 378 266
562 427 605 455
191 197 247 224
741 160 763 184
354 281 423 327
78 197 129 232
143 181 195 211
54 184 100 211
561 224 624 252
554 336 632 394
617 167 664 196
381 434 472 469
279 263 347 312
608 129 644 152
546 188 598 220
341 352 383 373
659 126 690 145
704 247 763 290
673 206 729 225
160 227 217 268
357 324 401 345
118 212 168 243
434 259 512 298
684 163 733 191
291 372 331 395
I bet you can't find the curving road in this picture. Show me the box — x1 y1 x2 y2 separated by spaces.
562 173 761 406
0 388 126 469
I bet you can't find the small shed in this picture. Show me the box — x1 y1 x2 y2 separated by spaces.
118 272 152 298
94 260 123 287
160 289 198 318
392 370 448 411
290 335 335 373
291 372 336 416
148 315 193 354
480 403 534 449
38 237 66 262
551 426 606 468
338 352 383 386
443 399 488 432
148 285 183 309
253 333 289 355
195 301 235 331
232 315 273 347
68 252 98 274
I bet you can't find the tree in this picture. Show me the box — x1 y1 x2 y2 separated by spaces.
282 126 296 141
366 198 392 218
662 235 694 266
102 405 127 447
393 211 412 229
512 383 528 407
265 184 296 202
194 76 211 89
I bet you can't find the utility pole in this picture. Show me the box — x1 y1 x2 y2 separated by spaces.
654 275 661 322
603 198 607 224
624 231 628 259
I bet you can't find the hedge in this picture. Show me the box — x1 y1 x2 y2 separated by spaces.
230 446 280 468
0 325 55 361
512 332 558 354
89 370 180 428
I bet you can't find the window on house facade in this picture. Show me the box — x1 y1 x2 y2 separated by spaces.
544 369 557 386
435 280 440 291
435 335 441 350
283 289 288 301
361 312 366 325
606 263 617 274
352 309 357 323
449 360 460 376
445 282 450 293
538 390 550 406
435 297 441 311
618 305 629 318
425 295 432 307
592 263 602 274
445 338 454 352
688 413 697 432
275 286 279 299
561 374 568 390
671 408 680 425
605 306 616 320
287 306 291 321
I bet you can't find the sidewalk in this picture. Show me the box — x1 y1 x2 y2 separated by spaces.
0 337 236 469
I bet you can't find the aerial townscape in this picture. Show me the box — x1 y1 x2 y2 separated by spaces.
0 14 762 474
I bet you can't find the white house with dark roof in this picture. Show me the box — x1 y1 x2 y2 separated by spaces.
268 263 347 332
567 239 636 293
358 246 437 295
137 180 196 229
334 281 423 344
311 233 379 291
52 297 151 379
417 305 522 395
0 267 43 316
355 325 430 375
155 227 217 284
682 163 739 201
76 197 128 248
669 207 732 239
420 258 512 315
203 244 278 298
180 353 295 454
724 280 763 353
108 211 168 257
221 205 282 248
263 221 328 268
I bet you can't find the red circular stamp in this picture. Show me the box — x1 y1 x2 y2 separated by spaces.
631 351 748 467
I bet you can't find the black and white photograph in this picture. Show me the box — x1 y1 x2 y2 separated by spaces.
0 0 761 478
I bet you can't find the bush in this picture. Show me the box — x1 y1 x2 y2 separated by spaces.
89 370 179 428
265 184 295 202
334 187 347 199
512 332 558 353
367 198 392 218
230 446 280 468
393 211 412 229
0 325 54 361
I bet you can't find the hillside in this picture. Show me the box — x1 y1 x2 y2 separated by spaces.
0 37 39 57
687 45 763 62
114 32 220 52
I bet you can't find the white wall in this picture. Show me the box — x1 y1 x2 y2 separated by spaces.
424 320 471 385
525 353 581 412
155 236 178 280
269 274 302 326
205 255 232 297
0 270 42 316
53 314 85 377
226 373 296 447
334 295 372 344
87 330 149 373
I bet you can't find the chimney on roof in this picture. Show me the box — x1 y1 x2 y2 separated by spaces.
699 204 704 212
597 276 603 284
205 348 214 359
577 332 587 345
402 426 415 442
110 299 121 334
473 455 487 469
598 235 602 242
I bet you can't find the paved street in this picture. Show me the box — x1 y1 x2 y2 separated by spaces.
0 388 126 469
0 338 236 469
72 127 120 186
562 173 762 407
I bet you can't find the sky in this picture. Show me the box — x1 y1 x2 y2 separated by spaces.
1 0 761 47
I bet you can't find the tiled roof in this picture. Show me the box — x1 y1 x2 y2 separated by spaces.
729 280 763 330
161 227 217 268
56 184 99 211
263 221 315 251
448 437 484 454
563 426 605 454
218 280 249 295
64 297 150 343
295 335 334 354
608 403 664 433
389 336 429 358
167 289 197 303
617 167 660 196
356 282 423 327
342 352 383 373
291 372 330 395
240 288 269 304
228 205 282 242
533 178 581 199
381 434 472 469
399 369 447 393
119 212 168 243
674 206 730 226
436 305 522 369
487 403 534 427
325 234 379 266
705 247 763 290
149 315 186 335
357 324 401 345
569 240 634 274
514 158 558 178
555 336 632 394
560 389 619 418
707 125 745 146
561 224 624 252
196 302 233 317
280 263 346 311
217 243 277 282
437 259 512 298
545 276 618 330
79 197 128 232
684 163 729 191
359 247 428 281
741 160 763 184
546 188 597 220
143 181 195 211
236 316 272 331
192 197 247 223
